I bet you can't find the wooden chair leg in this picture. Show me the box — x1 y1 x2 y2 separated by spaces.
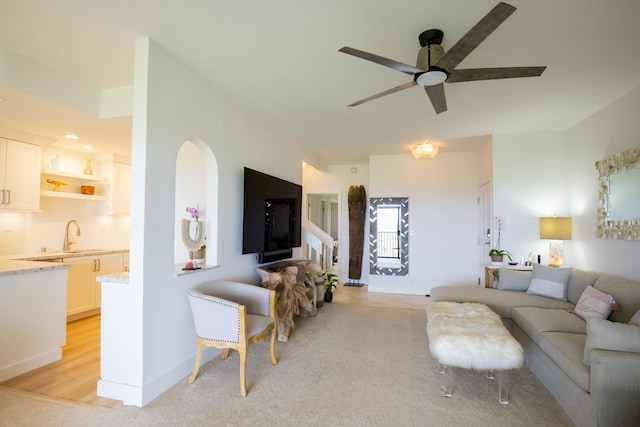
221 348 229 360
239 346 248 397
188 339 204 383
269 325 278 365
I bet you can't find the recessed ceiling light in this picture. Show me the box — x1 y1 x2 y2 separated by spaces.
83 145 93 150
64 134 79 139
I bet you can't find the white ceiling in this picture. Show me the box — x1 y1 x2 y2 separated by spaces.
1 0 639 164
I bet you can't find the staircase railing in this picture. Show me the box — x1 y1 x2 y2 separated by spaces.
301 217 335 271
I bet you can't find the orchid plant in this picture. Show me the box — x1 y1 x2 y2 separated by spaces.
186 206 199 221
489 216 512 261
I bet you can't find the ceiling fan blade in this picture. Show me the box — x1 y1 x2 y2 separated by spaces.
424 84 447 114
447 66 546 83
339 46 424 75
435 2 516 73
348 81 418 107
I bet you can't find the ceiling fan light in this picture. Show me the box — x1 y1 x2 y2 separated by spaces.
416 70 448 86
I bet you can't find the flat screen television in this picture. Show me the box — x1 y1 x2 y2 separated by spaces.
242 167 302 263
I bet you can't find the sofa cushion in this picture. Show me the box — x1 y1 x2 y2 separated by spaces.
496 269 532 291
630 309 640 326
526 264 572 301
430 286 573 319
512 307 586 344
593 275 640 323
583 317 640 366
571 285 619 321
538 332 590 392
566 269 600 305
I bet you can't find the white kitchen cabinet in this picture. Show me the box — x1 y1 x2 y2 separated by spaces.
93 253 124 308
110 162 131 214
65 253 125 321
66 256 97 318
98 159 131 214
0 138 41 210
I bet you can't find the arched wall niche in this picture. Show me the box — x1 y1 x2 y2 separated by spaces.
174 139 218 267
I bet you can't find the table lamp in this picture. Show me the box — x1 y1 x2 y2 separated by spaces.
540 217 572 267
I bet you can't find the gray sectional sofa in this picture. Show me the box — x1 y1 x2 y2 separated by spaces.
430 266 640 427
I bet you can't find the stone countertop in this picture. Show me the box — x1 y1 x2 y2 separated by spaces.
0 259 72 277
13 248 129 261
97 272 130 284
0 249 129 276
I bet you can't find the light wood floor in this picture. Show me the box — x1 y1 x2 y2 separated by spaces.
0 315 118 408
0 283 426 408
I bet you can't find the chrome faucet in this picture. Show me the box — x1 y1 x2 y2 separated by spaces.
63 220 81 251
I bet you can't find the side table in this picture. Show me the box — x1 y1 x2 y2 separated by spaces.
484 263 532 288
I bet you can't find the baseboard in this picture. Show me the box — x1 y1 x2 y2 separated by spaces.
67 308 100 323
0 348 62 382
97 380 143 407
97 347 219 407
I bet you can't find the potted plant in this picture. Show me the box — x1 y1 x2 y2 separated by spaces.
323 270 339 302
489 216 512 264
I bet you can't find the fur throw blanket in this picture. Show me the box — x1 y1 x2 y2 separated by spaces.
426 302 523 371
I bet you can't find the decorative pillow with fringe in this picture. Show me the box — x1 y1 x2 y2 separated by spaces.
571 285 619 321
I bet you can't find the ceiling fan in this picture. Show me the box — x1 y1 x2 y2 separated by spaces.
339 2 546 114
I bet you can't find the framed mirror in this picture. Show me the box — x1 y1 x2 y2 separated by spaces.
595 147 640 240
369 197 409 275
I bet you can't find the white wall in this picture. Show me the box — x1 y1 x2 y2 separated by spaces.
304 152 481 295
492 131 571 265
99 39 308 406
567 86 640 280
491 86 640 281
368 153 479 295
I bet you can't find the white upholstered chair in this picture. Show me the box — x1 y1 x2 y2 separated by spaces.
187 280 278 397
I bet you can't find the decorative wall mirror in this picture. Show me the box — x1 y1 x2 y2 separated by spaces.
595 147 640 240
369 197 409 276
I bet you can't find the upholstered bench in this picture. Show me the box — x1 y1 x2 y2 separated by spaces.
426 302 524 404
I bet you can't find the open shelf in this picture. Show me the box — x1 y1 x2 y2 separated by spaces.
41 168 105 182
40 190 107 201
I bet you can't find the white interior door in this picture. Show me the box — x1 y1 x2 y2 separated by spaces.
478 182 492 286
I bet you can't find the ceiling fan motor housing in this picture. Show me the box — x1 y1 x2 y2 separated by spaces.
416 44 444 70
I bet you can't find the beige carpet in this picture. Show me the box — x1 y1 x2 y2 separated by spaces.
0 302 575 426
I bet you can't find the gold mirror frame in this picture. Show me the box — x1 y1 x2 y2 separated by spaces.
595 147 640 240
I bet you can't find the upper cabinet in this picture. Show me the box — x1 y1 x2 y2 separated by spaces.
111 162 131 214
99 156 131 215
0 138 41 210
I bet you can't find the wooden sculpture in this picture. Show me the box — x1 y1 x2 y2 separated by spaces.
348 185 366 280
257 265 316 342
46 179 67 192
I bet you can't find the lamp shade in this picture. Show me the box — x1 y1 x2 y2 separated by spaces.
540 217 572 240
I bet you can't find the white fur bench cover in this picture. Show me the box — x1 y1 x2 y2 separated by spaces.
426 302 524 371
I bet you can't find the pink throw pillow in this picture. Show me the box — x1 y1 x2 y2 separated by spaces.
570 286 619 321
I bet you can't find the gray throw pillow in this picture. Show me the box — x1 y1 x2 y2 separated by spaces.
630 309 640 327
497 269 532 291
583 317 640 365
526 264 572 301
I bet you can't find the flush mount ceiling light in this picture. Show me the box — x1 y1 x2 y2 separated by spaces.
64 133 79 139
411 142 439 159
